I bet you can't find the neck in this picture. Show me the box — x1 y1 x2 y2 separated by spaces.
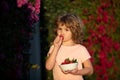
62 41 76 46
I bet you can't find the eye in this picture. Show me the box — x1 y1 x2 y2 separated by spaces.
65 28 70 31
57 27 62 31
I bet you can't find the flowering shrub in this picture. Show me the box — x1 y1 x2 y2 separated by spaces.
83 1 120 80
17 0 40 27
0 0 40 79
42 0 120 80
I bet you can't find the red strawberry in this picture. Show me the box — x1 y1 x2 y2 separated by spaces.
59 35 64 40
61 58 78 65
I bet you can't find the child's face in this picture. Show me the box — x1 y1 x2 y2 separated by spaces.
57 24 73 42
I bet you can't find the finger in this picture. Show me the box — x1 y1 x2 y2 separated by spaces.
54 36 60 43
59 38 63 44
63 70 69 74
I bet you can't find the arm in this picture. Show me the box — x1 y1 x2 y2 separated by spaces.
45 36 63 70
77 59 93 75
76 46 94 75
45 46 59 70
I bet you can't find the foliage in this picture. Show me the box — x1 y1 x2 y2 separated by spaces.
42 0 120 80
0 0 40 79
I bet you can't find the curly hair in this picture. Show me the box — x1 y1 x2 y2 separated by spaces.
54 13 85 44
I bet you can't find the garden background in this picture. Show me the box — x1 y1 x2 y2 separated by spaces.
0 0 120 80
41 0 120 80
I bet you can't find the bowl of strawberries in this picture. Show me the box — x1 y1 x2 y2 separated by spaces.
59 58 78 71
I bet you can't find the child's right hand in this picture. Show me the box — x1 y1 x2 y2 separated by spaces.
61 67 78 75
53 35 63 48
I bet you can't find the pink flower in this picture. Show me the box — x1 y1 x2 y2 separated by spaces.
97 25 106 34
28 3 35 12
113 42 120 51
34 0 41 14
97 7 103 14
31 13 39 22
17 0 28 7
96 16 102 23
102 11 109 23
17 0 41 25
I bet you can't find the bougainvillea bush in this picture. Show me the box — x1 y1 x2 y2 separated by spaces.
83 0 120 80
42 0 120 80
0 0 40 79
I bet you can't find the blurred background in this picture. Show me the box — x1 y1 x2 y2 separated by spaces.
0 0 120 80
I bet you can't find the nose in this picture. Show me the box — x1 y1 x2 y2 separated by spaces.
61 30 65 35
60 32 64 36
58 29 65 36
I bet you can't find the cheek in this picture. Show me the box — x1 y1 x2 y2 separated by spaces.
64 34 72 40
66 32 72 38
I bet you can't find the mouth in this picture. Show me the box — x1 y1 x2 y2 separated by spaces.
59 35 64 40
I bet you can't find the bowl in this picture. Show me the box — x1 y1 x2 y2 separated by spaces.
59 63 78 71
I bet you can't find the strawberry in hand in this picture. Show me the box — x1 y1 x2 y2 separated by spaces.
59 35 64 40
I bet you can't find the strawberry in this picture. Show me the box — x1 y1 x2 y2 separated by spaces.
59 35 64 40
64 58 71 64
61 58 78 65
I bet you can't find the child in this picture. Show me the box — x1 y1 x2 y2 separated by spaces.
45 13 93 80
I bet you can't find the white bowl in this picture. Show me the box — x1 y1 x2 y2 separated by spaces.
59 63 78 71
